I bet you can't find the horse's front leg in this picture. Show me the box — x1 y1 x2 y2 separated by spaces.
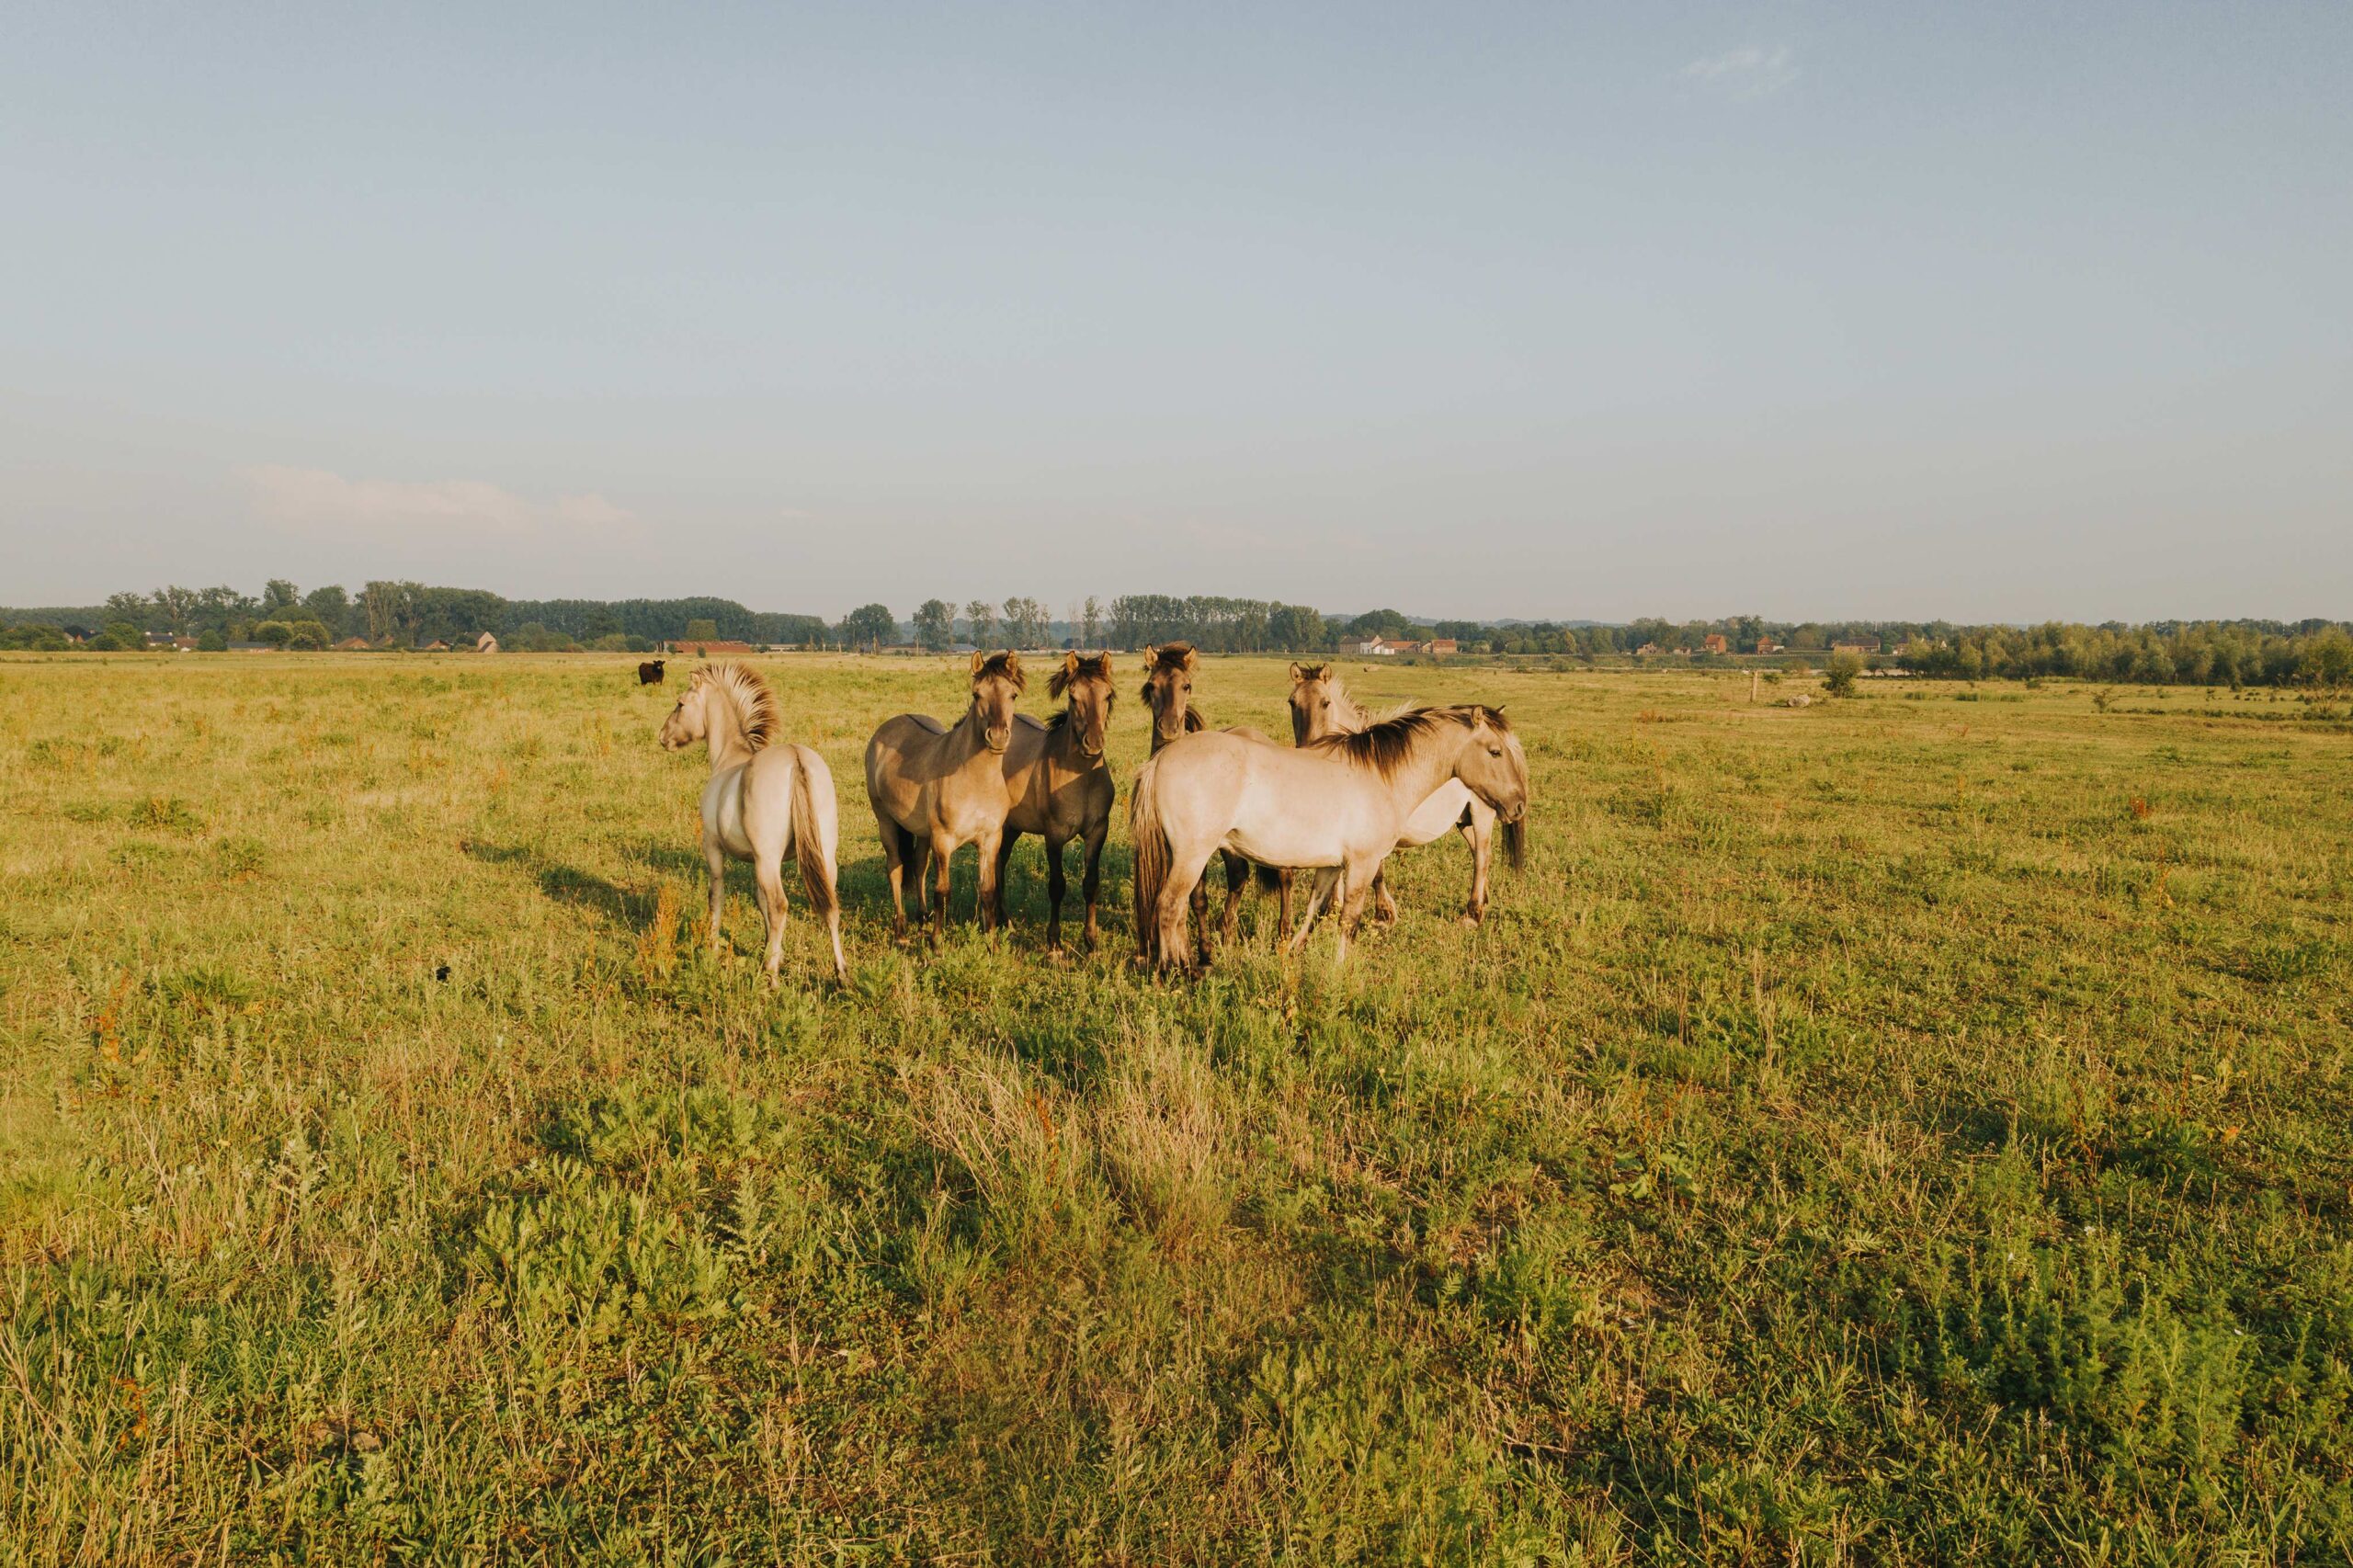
1285 868 1343 955
1217 851 1249 945
1079 820 1107 950
929 834 957 946
1276 869 1293 947
992 832 1019 932
1371 866 1400 927
1462 814 1491 926
1043 835 1069 953
975 827 1006 935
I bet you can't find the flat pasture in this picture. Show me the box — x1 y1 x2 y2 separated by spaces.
3 653 2349 1562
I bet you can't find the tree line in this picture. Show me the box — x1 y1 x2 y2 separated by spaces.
4 583 2348 687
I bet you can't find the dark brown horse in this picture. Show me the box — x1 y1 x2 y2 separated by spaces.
638 658 666 685
1136 643 1288 956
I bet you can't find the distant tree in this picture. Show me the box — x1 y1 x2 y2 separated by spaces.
913 598 957 652
262 579 301 616
685 618 719 642
150 585 199 632
1267 603 1326 651
1081 596 1103 649
1824 651 1865 697
254 620 296 649
286 619 333 651
840 603 894 652
104 591 152 628
1002 597 1051 649
198 629 228 652
963 600 996 646
301 585 350 632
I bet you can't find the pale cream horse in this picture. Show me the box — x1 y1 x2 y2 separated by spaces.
1288 664 1523 924
656 662 847 983
864 651 1027 942
992 652 1118 951
1136 642 1286 957
1130 705 1529 971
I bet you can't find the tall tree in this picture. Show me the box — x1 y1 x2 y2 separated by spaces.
1081 596 1103 649
963 599 996 646
841 603 894 652
262 579 301 615
913 598 956 652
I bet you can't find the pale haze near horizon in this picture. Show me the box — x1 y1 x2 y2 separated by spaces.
3 4 2347 624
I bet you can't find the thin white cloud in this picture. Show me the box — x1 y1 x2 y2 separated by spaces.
240 465 634 533
1679 45 1798 100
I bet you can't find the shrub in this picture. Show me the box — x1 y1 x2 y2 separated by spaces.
1824 651 1865 697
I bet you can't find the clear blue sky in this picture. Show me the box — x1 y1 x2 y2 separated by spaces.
4 3 2347 621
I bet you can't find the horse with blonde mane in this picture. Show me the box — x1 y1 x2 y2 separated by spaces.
1136 642 1287 957
1288 663 1524 924
865 651 1028 942
1130 704 1529 971
990 651 1117 951
656 662 847 984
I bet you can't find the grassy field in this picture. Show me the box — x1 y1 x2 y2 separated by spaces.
3 653 2349 1564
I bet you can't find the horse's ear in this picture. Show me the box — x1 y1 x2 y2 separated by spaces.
971 650 987 677
1003 650 1023 687
1142 644 1157 670
1064 650 1081 676
1288 662 1303 682
1179 647 1199 672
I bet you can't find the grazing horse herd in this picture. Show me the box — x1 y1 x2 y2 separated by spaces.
656 645 1531 982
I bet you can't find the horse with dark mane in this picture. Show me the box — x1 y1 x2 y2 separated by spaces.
1289 663 1523 923
989 651 1117 951
864 652 1029 942
1136 643 1287 957
1131 704 1529 971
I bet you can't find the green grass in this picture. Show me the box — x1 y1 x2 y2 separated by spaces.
3 653 2349 1564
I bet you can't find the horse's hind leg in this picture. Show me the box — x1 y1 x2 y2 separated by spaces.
1370 867 1400 927
705 840 730 955
1157 846 1219 973
1332 857 1382 965
992 832 1019 932
876 813 909 937
753 857 789 983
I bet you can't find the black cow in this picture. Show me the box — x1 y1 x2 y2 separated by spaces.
638 658 666 685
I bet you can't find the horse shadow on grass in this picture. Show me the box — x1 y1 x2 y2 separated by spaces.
461 839 690 931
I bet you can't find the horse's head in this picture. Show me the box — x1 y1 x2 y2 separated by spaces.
969 650 1025 753
657 672 710 750
1287 662 1340 745
1051 651 1115 759
1453 706 1529 842
1139 642 1199 748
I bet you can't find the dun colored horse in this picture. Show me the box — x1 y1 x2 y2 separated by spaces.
656 662 847 983
865 652 1027 942
1130 705 1528 971
991 651 1117 951
1136 642 1286 956
1288 664 1524 923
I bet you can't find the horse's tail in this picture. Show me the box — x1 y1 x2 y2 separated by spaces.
1253 860 1284 892
789 746 840 923
1501 815 1526 872
1130 756 1169 959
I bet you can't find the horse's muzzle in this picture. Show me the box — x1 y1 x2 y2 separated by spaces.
985 728 1011 753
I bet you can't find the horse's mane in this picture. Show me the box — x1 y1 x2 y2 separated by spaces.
1049 652 1113 699
1148 643 1198 674
1304 704 1506 778
696 661 778 749
975 651 1026 692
